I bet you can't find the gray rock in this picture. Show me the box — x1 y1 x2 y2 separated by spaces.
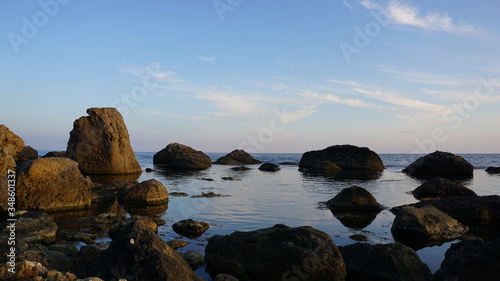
153 142 212 170
66 107 142 175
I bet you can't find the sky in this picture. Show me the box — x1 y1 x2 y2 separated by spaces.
1 0 500 154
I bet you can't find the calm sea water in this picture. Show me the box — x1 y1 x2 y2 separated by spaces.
131 153 500 278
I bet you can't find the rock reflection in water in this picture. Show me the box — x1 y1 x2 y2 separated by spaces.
330 209 381 229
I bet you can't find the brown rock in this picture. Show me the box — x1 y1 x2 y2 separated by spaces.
14 145 38 165
214 149 261 165
172 219 210 237
66 107 142 175
16 158 92 211
121 179 169 206
0 125 25 211
153 143 212 170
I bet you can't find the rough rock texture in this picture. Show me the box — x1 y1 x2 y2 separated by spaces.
486 167 500 174
0 125 25 211
43 151 68 158
16 158 92 211
0 260 78 281
121 179 169 206
153 142 212 170
339 242 432 281
172 219 210 237
205 224 346 281
434 238 500 281
394 195 500 228
403 151 473 179
181 250 205 270
258 163 280 172
92 217 203 281
327 186 384 211
299 144 384 170
391 205 468 249
14 145 38 165
66 107 142 175
0 211 58 252
214 149 262 165
17 250 72 273
412 177 477 200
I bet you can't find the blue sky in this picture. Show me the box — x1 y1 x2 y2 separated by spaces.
1 0 500 153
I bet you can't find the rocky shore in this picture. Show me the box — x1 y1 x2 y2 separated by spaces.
1 107 499 280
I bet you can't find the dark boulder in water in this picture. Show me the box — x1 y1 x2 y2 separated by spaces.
412 177 477 200
214 149 261 165
120 179 169 206
326 186 384 211
205 224 346 281
172 219 210 238
299 144 384 171
339 242 432 281
403 151 473 179
486 167 500 174
258 163 280 172
153 142 212 170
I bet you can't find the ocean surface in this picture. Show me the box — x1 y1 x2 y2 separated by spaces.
43 152 500 279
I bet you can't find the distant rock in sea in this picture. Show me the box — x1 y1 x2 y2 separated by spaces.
402 151 473 179
153 143 212 170
66 107 142 175
214 149 262 165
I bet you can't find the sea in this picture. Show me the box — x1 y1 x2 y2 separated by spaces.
44 152 500 279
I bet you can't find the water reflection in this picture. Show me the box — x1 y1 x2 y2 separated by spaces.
87 173 141 185
123 203 168 216
301 169 382 181
330 209 381 229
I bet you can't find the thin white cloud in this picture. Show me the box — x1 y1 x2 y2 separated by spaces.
300 90 382 110
197 56 217 62
120 62 185 83
325 78 366 88
359 0 486 38
279 105 319 123
379 65 474 86
196 91 261 117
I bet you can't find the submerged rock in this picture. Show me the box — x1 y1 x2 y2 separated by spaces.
181 250 205 270
230 166 251 171
172 219 210 237
258 163 280 172
391 205 468 249
339 242 432 281
153 142 212 170
214 149 262 165
66 107 142 175
16 158 92 211
403 151 473 179
299 144 384 171
412 177 477 200
205 224 346 281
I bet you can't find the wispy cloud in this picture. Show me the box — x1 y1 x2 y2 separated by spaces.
120 62 185 83
196 91 262 117
279 105 319 123
325 78 366 88
300 90 382 110
137 110 207 121
359 0 487 38
379 65 474 86
197 56 217 62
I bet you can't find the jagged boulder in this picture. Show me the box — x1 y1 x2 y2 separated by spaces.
153 143 211 170
16 158 92 211
412 177 477 200
403 151 473 179
299 144 384 171
66 107 142 175
205 224 346 281
14 145 38 165
214 149 261 165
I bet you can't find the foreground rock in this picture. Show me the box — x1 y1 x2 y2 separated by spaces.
66 107 142 174
16 158 92 211
0 260 79 281
120 179 169 206
394 195 500 228
0 125 25 211
486 167 500 174
412 177 477 200
205 224 346 281
0 211 57 251
299 144 384 171
172 219 209 237
339 243 432 281
391 205 468 249
14 145 38 165
92 217 203 281
214 149 261 165
258 163 280 172
403 151 473 179
434 238 500 281
153 142 211 170
327 186 384 211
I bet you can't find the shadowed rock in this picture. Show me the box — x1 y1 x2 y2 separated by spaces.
486 167 500 174
153 142 212 170
326 186 384 211
14 146 38 165
403 151 473 179
172 219 209 238
43 151 67 158
66 107 142 175
299 144 384 171
258 163 280 172
214 149 261 165
339 243 432 281
0 211 57 251
205 224 346 281
412 177 477 200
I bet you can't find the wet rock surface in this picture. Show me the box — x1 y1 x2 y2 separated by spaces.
205 224 346 281
403 151 474 179
214 149 262 165
153 142 212 170
172 219 210 237
66 107 142 175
